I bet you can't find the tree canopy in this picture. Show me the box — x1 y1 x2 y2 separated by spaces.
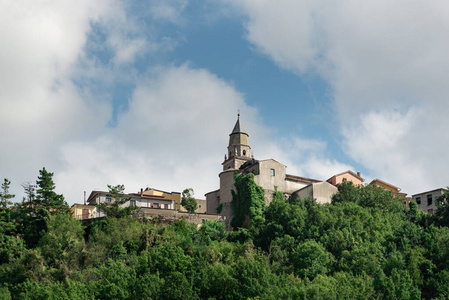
2 174 449 298
181 188 197 213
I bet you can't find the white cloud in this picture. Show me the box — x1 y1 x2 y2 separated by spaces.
234 0 449 195
57 64 262 203
1 1 268 205
237 0 318 73
5 0 422 208
57 61 347 203
0 0 114 198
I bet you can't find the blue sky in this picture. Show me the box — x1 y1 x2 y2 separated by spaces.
2 1 449 204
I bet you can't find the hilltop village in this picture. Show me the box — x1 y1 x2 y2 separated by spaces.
72 115 443 225
3 116 449 299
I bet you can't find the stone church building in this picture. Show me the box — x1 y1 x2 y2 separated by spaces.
205 115 334 223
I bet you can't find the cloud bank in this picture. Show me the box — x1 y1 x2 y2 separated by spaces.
235 0 449 194
3 0 399 205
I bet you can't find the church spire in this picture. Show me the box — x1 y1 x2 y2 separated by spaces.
231 113 247 135
223 114 252 170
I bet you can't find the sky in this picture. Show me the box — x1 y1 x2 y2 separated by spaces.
2 0 449 205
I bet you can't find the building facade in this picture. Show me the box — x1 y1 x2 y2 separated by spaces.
294 182 338 204
77 187 220 225
205 115 322 224
412 188 445 214
369 179 407 199
86 189 175 218
327 170 364 186
70 203 97 220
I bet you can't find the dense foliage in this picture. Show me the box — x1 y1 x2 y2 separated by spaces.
2 171 449 299
231 173 265 228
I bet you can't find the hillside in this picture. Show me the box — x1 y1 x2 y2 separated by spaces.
1 178 449 299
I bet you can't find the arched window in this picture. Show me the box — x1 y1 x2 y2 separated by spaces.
243 150 246 156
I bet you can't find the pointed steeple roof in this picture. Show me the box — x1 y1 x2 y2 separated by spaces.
231 114 248 135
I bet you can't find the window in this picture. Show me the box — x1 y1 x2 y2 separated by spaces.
270 169 275 176
201 219 207 224
164 204 168 209
106 197 112 203
427 194 433 206
415 197 421 205
243 150 246 156
130 200 136 206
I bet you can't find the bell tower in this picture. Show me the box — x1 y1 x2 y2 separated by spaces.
222 114 252 171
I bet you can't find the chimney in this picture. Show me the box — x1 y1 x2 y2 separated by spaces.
357 171 361 177
141 188 143 195
84 191 86 205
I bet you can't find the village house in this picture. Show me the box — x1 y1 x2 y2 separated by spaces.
73 115 413 226
412 188 445 214
327 170 364 186
71 187 219 225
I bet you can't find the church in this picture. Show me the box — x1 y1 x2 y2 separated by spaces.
205 115 338 223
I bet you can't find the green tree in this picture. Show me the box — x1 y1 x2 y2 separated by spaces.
11 168 68 247
331 180 360 204
434 188 449 227
97 184 139 218
0 178 15 209
332 180 403 213
292 240 331 279
38 213 85 277
272 186 285 203
181 188 197 213
35 167 69 214
21 182 35 203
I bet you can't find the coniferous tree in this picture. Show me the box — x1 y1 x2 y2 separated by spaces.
0 179 16 244
0 178 15 209
12 168 68 247
35 167 69 214
21 181 36 203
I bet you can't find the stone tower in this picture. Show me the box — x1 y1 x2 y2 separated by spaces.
222 114 252 171
205 114 255 227
218 115 252 214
